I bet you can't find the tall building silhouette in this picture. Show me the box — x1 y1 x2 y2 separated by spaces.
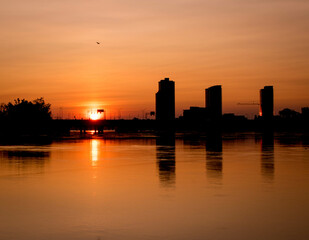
156 78 175 121
205 85 222 120
259 86 273 119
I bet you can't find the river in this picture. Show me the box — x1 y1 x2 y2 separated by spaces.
0 133 308 240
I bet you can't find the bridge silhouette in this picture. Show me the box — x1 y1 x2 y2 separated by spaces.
52 119 157 134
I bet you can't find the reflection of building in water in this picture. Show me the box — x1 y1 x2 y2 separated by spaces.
206 135 223 183
156 135 176 188
261 132 275 181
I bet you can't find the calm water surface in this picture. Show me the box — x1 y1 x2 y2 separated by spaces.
0 134 308 240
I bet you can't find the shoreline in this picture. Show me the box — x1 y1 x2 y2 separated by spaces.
0 130 308 145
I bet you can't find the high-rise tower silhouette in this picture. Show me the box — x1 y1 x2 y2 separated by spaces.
260 86 273 120
156 78 175 121
205 85 222 120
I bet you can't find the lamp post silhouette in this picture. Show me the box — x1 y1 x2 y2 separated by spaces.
97 109 105 120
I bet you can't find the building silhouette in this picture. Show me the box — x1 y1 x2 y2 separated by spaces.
183 107 208 121
181 85 222 124
156 78 175 121
205 85 222 120
259 86 273 119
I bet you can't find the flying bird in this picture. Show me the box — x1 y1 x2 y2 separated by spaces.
96 42 100 44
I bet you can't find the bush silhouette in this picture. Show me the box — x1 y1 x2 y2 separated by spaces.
0 98 52 136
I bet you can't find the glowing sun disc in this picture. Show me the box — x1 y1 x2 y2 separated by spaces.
90 112 100 120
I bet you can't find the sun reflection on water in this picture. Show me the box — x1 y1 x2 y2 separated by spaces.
91 139 99 167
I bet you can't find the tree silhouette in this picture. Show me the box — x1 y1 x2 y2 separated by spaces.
0 98 52 136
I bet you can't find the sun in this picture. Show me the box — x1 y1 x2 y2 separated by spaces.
89 112 100 120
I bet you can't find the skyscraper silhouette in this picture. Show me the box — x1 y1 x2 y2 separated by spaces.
205 85 222 120
260 86 274 120
155 78 175 121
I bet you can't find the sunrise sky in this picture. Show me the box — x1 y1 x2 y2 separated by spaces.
0 0 308 118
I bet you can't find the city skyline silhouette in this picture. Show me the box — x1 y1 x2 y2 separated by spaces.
1 2 309 240
1 1 308 120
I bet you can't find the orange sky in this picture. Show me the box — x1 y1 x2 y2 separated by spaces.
0 0 308 119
